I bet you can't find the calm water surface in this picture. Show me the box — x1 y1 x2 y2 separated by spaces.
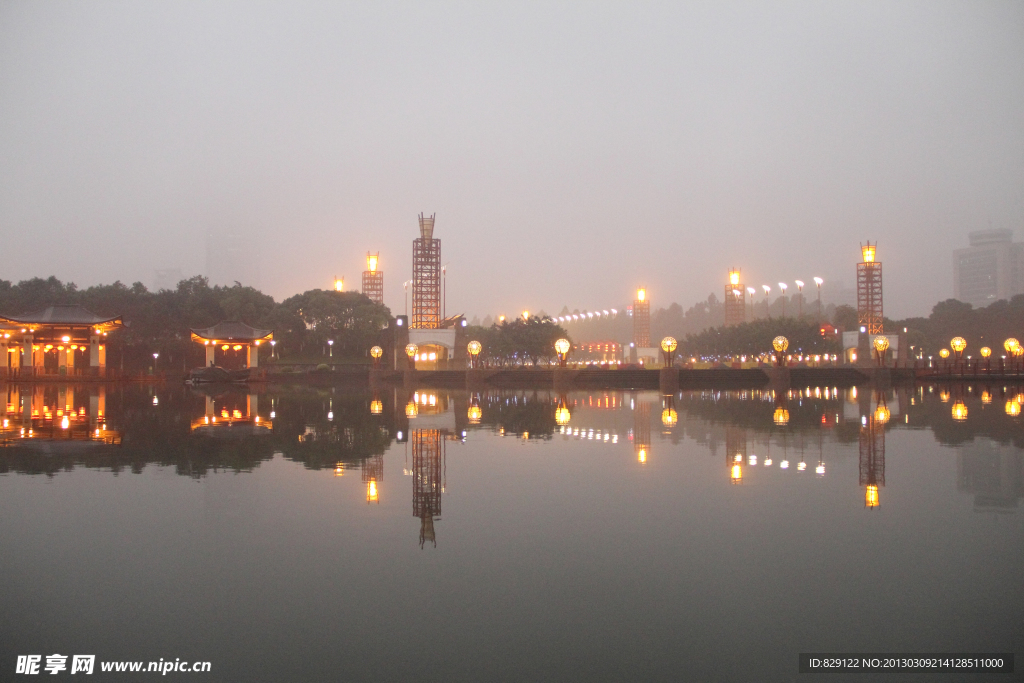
1 383 1022 682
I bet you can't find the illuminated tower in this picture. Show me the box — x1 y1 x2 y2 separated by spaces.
412 428 443 547
361 253 384 305
412 214 441 329
859 394 887 508
362 453 383 504
633 397 650 464
857 242 883 334
724 269 746 326
333 276 344 292
633 288 650 348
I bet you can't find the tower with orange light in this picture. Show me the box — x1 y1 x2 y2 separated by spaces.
724 269 746 326
857 242 883 334
361 253 384 305
412 214 441 329
633 288 650 348
860 392 886 508
362 454 383 503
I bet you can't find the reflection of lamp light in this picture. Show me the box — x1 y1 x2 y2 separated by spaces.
874 404 890 424
1007 401 1021 417
405 401 418 418
366 479 379 503
554 399 571 426
773 407 790 425
370 399 383 414
730 464 742 483
951 399 968 421
939 388 950 402
468 404 483 423
981 390 992 404
637 448 647 464
661 407 677 427
865 484 879 508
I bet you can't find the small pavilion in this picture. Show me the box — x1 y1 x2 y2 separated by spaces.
190 321 273 368
0 305 124 378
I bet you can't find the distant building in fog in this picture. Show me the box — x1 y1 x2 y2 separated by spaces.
953 229 1024 308
205 232 261 289
153 268 183 292
957 439 1023 513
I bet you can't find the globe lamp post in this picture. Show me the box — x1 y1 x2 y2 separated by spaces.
872 335 889 367
370 345 383 369
660 337 677 367
467 340 482 368
554 338 571 368
405 343 418 370
772 336 789 367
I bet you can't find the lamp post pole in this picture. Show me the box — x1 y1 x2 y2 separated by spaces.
153 352 159 375
328 339 333 358
795 281 804 319
442 265 447 321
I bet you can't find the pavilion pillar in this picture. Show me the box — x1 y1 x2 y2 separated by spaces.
9 340 20 372
247 344 258 368
58 346 68 374
90 336 100 367
0 340 6 379
247 394 258 418
206 345 216 367
205 396 214 418
66 346 76 373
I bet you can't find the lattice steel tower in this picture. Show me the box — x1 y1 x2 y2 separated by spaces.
362 453 383 504
412 428 443 548
724 269 746 326
412 214 441 328
633 288 650 348
857 242 883 334
633 397 651 464
361 253 384 305
859 397 886 508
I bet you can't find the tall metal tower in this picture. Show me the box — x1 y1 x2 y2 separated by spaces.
412 428 443 548
633 288 650 348
361 253 384 305
859 398 886 508
724 269 746 326
362 453 383 504
412 214 441 329
857 242 883 334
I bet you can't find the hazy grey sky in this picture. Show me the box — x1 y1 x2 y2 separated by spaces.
1 2 1022 319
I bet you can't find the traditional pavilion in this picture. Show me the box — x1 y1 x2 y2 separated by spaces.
190 321 273 368
0 305 125 378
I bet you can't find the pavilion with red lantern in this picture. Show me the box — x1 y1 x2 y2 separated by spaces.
190 321 273 369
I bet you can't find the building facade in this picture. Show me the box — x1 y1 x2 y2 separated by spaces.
953 229 1024 307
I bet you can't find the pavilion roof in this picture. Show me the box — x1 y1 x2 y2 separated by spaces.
0 305 124 329
190 321 273 343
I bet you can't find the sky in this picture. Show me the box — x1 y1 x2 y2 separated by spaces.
1 1 1022 320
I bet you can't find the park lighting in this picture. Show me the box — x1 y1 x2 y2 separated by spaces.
862 244 876 263
327 339 334 357
939 348 950 359
554 398 571 426
522 310 530 320
366 254 378 272
729 270 740 286
874 403 890 424
865 485 879 508
772 336 788 367
762 285 771 295
660 337 677 366
773 407 790 425
554 338 571 367
467 340 482 368
778 283 788 317
872 335 889 366
370 345 383 368
468 401 483 423
661 407 677 427
950 337 966 359
370 398 383 415
980 347 991 358
405 343 418 370
405 401 418 418
794 280 805 318
951 399 968 422
1007 400 1021 417
334 277 344 292
1004 338 1020 354
637 288 646 302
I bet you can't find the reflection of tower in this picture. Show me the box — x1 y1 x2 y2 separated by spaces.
362 253 384 305
412 214 441 329
633 398 650 464
412 428 443 547
726 426 747 484
724 269 746 326
362 454 383 503
857 242 883 334
859 403 886 508
633 289 650 348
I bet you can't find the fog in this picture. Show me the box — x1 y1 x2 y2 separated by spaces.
1 2 1022 319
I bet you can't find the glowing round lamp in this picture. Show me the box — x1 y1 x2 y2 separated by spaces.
939 349 950 359
405 343 418 358
370 346 383 359
980 347 991 359
872 336 889 353
661 408 678 427
1004 338 1019 354
772 336 789 353
950 337 967 356
554 338 571 355
660 337 677 353
951 399 968 421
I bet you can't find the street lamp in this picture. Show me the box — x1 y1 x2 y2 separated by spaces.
153 352 159 374
328 339 334 357
467 340 482 368
370 345 383 369
872 335 889 366
772 336 788 367
270 339 276 358
762 285 771 317
950 337 966 372
794 280 804 318
660 337 677 367
746 287 756 320
405 343 418 370
778 283 788 317
813 277 823 321
980 346 991 373
554 338 571 367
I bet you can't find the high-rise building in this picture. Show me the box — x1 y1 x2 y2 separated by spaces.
953 230 1024 308
633 288 650 348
